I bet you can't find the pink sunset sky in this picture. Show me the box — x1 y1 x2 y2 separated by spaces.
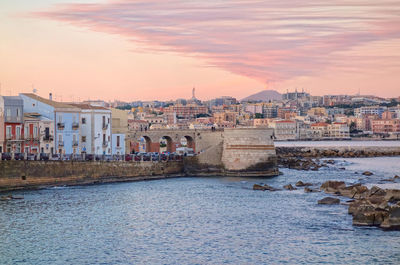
1 0 400 101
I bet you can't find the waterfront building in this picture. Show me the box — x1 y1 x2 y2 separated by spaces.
328 122 350 139
310 122 330 138
0 96 24 153
112 133 125 155
371 119 400 134
269 120 297 140
70 104 112 155
111 108 129 153
20 93 81 155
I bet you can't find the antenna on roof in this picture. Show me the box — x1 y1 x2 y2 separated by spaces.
32 84 37 94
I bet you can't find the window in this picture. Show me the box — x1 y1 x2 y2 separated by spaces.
103 134 106 143
6 126 11 138
117 136 120 147
73 134 77 142
16 126 21 140
6 108 10 117
58 115 62 122
82 118 86 124
24 126 29 139
82 136 86 142
33 126 38 138
58 134 62 142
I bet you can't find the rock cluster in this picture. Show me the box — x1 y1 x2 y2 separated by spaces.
319 180 400 230
0 195 24 201
253 184 280 191
278 157 328 171
276 147 400 158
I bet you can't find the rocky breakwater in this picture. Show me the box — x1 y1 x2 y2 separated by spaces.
278 157 335 171
320 180 400 230
252 176 400 230
276 146 400 159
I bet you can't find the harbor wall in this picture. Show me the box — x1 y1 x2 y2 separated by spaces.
0 161 183 192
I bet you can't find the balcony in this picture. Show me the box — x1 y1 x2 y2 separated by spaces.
43 135 54 142
102 123 108 130
58 141 64 147
102 141 108 147
72 140 79 147
72 122 79 130
57 122 65 130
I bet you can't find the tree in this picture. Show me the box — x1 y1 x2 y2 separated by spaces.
349 122 357 133
254 113 263 119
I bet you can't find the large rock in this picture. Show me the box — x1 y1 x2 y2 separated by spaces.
339 184 369 199
384 189 400 203
283 184 297 191
362 171 374 176
353 210 388 226
380 204 400 230
253 184 279 191
304 187 320 193
296 181 313 187
320 181 346 194
318 197 340 205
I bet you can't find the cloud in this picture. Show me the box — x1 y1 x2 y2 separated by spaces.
34 0 400 84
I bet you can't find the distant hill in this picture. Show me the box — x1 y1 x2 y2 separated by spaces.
241 90 282 102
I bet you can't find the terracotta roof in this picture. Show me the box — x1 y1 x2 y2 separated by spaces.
311 122 329 127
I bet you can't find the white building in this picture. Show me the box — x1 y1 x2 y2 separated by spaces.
71 104 112 155
112 133 125 155
269 120 297 140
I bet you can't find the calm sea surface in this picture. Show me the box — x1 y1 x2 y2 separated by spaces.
1 157 400 264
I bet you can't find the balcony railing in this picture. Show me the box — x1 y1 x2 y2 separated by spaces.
72 122 79 130
102 123 108 130
58 141 64 147
72 140 79 147
43 135 54 142
6 135 24 141
57 122 65 130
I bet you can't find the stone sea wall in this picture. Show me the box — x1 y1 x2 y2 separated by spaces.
0 161 184 192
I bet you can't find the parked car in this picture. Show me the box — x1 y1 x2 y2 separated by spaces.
85 154 94 161
49 154 60 161
1 153 12 160
26 153 37 161
142 154 151 161
134 155 141 161
39 153 49 161
62 154 71 161
125 154 133 162
14 153 25 160
71 154 83 161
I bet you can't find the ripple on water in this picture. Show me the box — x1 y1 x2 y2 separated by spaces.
1 157 400 264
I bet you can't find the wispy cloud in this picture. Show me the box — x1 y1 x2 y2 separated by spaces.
34 0 400 84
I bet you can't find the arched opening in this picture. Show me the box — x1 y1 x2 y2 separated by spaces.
184 135 195 151
160 136 173 153
139 136 152 152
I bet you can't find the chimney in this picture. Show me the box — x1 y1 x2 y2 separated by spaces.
49 93 53 101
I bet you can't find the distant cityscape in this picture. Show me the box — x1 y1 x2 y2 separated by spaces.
1 88 400 156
